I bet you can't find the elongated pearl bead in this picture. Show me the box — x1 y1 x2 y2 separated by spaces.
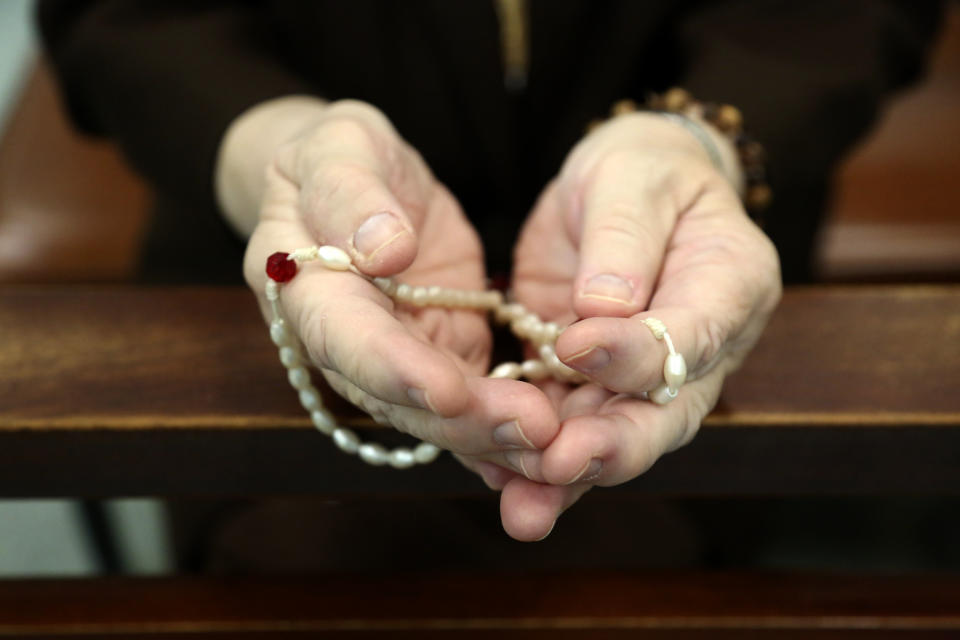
649 384 679 405
359 442 389 466
317 245 351 270
279 346 301 368
373 277 396 296
413 442 440 464
538 343 556 362
332 427 360 454
270 321 289 346
287 366 311 390
389 448 416 469
426 286 444 304
496 303 525 323
542 322 561 343
394 283 413 303
521 359 548 380
490 362 522 379
311 409 336 435
299 388 321 412
411 286 429 306
664 353 687 389
265 279 279 301
484 290 504 309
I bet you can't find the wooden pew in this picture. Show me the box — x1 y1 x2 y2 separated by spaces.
1 572 959 638
1 286 958 497
0 285 959 637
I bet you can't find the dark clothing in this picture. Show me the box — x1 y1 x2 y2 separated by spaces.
38 1 940 282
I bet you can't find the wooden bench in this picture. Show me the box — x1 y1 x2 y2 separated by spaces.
1 285 959 636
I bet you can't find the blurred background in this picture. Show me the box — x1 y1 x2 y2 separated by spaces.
1 0 958 576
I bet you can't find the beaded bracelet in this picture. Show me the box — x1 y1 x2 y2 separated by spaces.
264 247 687 468
593 88 772 220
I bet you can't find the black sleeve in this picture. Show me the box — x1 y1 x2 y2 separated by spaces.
37 0 312 213
673 0 942 281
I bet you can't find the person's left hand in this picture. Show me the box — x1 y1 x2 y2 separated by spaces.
471 112 782 541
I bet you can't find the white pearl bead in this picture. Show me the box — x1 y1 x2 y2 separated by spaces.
427 285 444 304
489 362 522 379
358 442 389 466
484 290 504 309
265 279 279 301
664 353 687 389
521 359 549 380
528 319 546 344
411 286 429 306
279 346 301 368
413 442 440 464
373 277 396 296
287 366 311 390
538 343 556 362
496 302 525 323
388 448 416 469
451 289 468 307
542 322 561 343
270 321 289 346
299 388 321 412
394 283 413 303
332 427 360 454
317 245 351 271
311 409 336 435
649 384 679 405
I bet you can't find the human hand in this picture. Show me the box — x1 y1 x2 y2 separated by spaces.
239 100 560 503
494 111 782 540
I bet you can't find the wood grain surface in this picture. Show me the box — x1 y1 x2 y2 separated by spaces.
1 285 958 497
0 572 958 638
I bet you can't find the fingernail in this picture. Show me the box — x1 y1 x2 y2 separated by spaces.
580 273 633 304
354 212 408 260
534 520 556 542
566 458 603 485
564 346 610 372
504 450 530 478
493 420 536 449
407 387 437 413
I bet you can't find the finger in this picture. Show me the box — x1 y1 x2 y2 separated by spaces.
323 374 560 457
540 370 724 486
248 213 472 417
273 118 422 276
287 267 472 416
555 307 721 396
499 477 592 541
556 217 780 395
567 150 695 318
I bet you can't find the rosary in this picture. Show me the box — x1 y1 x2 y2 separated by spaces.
264 246 687 470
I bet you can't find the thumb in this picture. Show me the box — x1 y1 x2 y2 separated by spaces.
273 118 420 277
569 152 677 318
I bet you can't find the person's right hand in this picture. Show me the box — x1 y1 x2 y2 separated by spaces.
238 100 560 503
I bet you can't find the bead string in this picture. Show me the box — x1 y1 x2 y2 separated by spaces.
265 246 686 468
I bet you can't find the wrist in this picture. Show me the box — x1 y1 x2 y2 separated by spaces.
666 109 745 196
215 95 328 238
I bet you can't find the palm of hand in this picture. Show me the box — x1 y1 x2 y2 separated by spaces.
388 182 491 378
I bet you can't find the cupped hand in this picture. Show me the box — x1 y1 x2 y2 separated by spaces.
494 112 782 540
242 100 560 501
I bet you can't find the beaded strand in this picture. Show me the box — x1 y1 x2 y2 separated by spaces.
265 246 685 468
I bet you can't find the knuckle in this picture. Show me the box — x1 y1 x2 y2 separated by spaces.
591 201 659 249
311 116 377 151
695 312 730 370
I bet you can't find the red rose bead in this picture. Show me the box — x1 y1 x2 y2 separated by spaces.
266 252 297 282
